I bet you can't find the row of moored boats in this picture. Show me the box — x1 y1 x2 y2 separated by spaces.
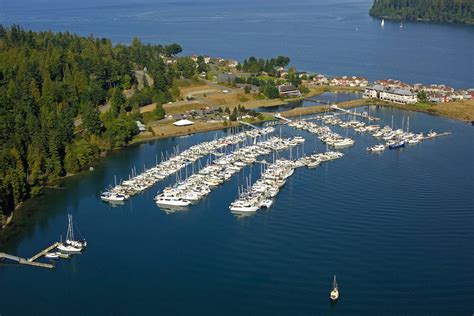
229 151 343 213
154 136 304 210
100 127 276 203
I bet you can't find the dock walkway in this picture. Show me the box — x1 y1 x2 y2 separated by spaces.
0 252 54 269
273 113 292 123
29 242 61 262
330 105 380 121
239 121 260 129
0 242 60 269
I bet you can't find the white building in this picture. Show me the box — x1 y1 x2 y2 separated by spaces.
364 85 418 104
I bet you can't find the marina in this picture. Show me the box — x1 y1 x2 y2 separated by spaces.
101 127 276 203
1 106 472 315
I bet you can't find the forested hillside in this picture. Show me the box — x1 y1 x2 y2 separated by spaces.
0 25 185 224
369 0 474 24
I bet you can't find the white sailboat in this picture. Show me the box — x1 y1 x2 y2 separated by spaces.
381 19 385 27
57 214 86 253
330 275 339 301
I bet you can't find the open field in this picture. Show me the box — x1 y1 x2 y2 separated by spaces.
378 99 474 121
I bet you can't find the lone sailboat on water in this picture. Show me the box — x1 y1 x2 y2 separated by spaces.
330 275 339 301
381 19 385 27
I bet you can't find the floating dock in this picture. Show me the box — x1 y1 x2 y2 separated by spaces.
28 242 61 262
423 132 451 140
330 105 380 121
0 242 61 269
273 113 292 123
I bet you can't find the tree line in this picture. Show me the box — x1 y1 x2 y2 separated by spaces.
0 25 189 224
237 56 290 76
369 0 474 24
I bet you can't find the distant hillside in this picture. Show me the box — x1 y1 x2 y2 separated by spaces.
369 0 474 24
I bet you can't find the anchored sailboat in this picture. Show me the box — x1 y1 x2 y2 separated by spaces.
57 214 87 253
330 275 339 301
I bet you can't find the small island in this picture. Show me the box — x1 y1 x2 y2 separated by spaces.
369 0 474 24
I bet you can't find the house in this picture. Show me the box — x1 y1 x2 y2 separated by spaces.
313 74 328 85
330 75 368 87
375 79 410 89
278 84 301 97
364 85 418 104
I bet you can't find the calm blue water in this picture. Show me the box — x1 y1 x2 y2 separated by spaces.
0 0 472 88
1 107 473 315
257 91 363 112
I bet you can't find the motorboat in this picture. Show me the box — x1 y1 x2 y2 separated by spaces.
294 136 305 143
388 140 405 149
333 138 354 148
155 194 191 207
259 199 273 208
229 201 259 213
330 275 339 301
100 191 126 203
367 144 385 152
45 252 61 259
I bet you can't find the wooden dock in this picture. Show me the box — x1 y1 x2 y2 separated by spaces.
0 252 54 269
0 242 61 269
28 242 61 262
330 105 380 121
423 131 451 140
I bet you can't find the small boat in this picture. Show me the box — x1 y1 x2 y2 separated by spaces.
155 194 191 207
259 199 273 209
294 136 305 143
100 191 126 203
330 275 339 301
427 130 437 138
388 140 405 149
307 160 320 169
400 22 403 28
367 144 385 152
381 19 385 27
45 252 61 259
333 138 354 148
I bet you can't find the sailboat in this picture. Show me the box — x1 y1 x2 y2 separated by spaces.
381 19 385 27
330 275 339 301
57 214 86 253
400 21 403 28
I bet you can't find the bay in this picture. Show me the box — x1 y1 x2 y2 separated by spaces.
0 0 473 88
1 106 473 315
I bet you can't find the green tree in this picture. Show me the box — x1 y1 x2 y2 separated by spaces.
177 57 196 79
164 43 183 57
154 103 166 120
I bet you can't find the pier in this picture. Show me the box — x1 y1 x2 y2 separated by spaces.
423 131 451 140
239 121 260 129
0 242 61 269
330 105 380 121
28 242 61 262
273 113 292 123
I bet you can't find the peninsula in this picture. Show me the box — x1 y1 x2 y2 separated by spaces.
369 0 474 24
